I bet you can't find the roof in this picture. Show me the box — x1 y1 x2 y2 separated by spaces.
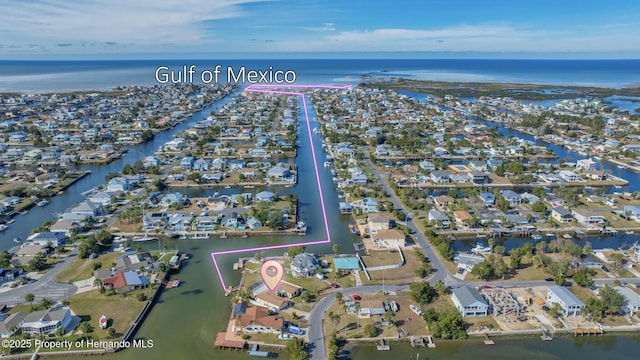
371 229 405 240
368 213 389 224
290 253 319 271
614 286 640 309
255 292 289 308
334 257 361 271
454 211 473 221
239 306 283 329
275 281 302 296
548 285 585 307
23 308 69 324
452 286 488 307
0 313 27 335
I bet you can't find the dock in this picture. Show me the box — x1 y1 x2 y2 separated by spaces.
376 339 390 351
541 330 553 341
426 335 436 348
248 343 275 357
483 334 495 345
214 332 246 350
410 336 425 347
574 328 603 336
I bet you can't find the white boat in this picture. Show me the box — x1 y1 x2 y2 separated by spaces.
132 237 158 242
0 224 7 232
324 161 332 168
625 230 634 235
562 234 573 239
409 304 423 316
471 242 492 254
36 199 49 207
390 301 399 313
172 278 180 287
99 315 107 329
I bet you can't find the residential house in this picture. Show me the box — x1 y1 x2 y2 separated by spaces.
428 210 451 228
368 213 390 232
500 190 522 207
572 209 606 226
371 229 406 249
478 192 496 207
193 158 211 171
430 171 451 183
454 253 485 272
551 207 574 223
254 291 291 312
454 211 473 227
614 286 640 314
102 271 146 293
29 232 67 247
546 285 585 316
361 198 379 213
290 253 320 278
256 191 275 202
558 170 582 182
0 313 27 338
451 286 489 317
358 300 386 318
106 177 130 192
180 156 195 170
20 307 73 335
418 160 436 171
49 220 80 236
267 165 290 180
433 195 455 207
238 306 283 334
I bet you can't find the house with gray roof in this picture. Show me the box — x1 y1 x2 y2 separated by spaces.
614 286 640 314
0 313 27 338
546 285 585 316
21 307 73 335
451 286 489 317
290 253 320 278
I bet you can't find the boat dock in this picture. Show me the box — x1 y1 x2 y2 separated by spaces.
376 339 390 351
483 334 495 345
541 330 553 341
214 332 246 350
248 343 275 357
574 328 604 336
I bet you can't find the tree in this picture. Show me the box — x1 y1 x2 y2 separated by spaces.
39 297 52 309
107 327 116 339
494 245 506 256
600 285 627 316
287 246 305 258
409 281 436 305
300 290 312 303
0 250 11 268
471 261 493 280
573 268 593 287
25 293 35 309
434 280 447 295
286 337 309 360
79 322 93 342
531 201 546 213
363 323 377 338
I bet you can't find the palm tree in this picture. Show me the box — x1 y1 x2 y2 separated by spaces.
354 303 361 329
79 322 93 341
25 293 34 310
39 297 52 310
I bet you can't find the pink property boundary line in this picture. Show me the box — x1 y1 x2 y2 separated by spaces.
210 84 352 291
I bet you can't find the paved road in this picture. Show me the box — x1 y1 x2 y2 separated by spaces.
0 249 78 306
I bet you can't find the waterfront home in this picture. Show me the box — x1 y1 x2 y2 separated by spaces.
267 164 290 180
504 213 529 225
614 286 640 314
0 313 27 338
430 170 451 183
468 160 487 172
520 192 540 205
20 307 73 336
0 196 20 206
29 232 67 247
49 220 80 236
339 202 352 214
180 156 195 170
418 160 436 171
358 300 386 318
106 177 130 192
546 285 585 317
428 210 451 229
468 171 490 183
193 158 211 171
558 170 582 182
237 306 283 334
290 253 320 278
433 195 455 207
454 253 485 272
540 173 562 184
368 213 390 232
370 229 406 249
255 191 275 202
246 216 262 229
500 190 522 207
160 192 187 207
571 209 606 226
254 291 292 312
143 212 168 231
577 254 603 269
69 201 103 218
478 192 496 207
360 197 379 213
576 158 597 171
114 252 156 273
551 207 574 223
454 211 473 228
88 191 115 206
624 205 640 221
451 286 489 317
103 271 146 294
545 194 567 207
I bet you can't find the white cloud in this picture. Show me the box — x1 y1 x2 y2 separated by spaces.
0 0 267 46
302 23 336 32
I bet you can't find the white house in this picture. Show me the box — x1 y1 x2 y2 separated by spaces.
546 285 585 317
428 209 451 228
571 209 606 226
558 170 582 182
20 307 73 335
451 286 489 317
371 229 406 249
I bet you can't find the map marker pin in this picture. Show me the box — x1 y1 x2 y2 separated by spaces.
260 259 284 292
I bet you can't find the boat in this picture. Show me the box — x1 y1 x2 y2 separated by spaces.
471 242 492 254
13 237 22 243
132 236 158 242
562 234 573 239
409 304 424 316
531 234 545 241
172 278 180 287
324 161 332 168
220 231 228 239
0 224 7 232
278 333 292 341
99 315 107 329
224 185 231 189
625 230 634 235
390 301 399 313
36 199 49 207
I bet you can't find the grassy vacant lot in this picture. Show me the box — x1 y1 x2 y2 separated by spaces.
67 289 147 339
360 249 431 285
567 285 596 303
56 252 122 283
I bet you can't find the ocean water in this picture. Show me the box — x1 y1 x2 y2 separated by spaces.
1 59 640 92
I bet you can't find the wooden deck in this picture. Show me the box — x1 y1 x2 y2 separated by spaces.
214 332 246 350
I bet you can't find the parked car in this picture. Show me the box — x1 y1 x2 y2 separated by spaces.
330 283 339 288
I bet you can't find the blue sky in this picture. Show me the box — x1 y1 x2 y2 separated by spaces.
1 0 639 59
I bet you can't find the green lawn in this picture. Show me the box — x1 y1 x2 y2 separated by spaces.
55 252 123 283
66 289 147 339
